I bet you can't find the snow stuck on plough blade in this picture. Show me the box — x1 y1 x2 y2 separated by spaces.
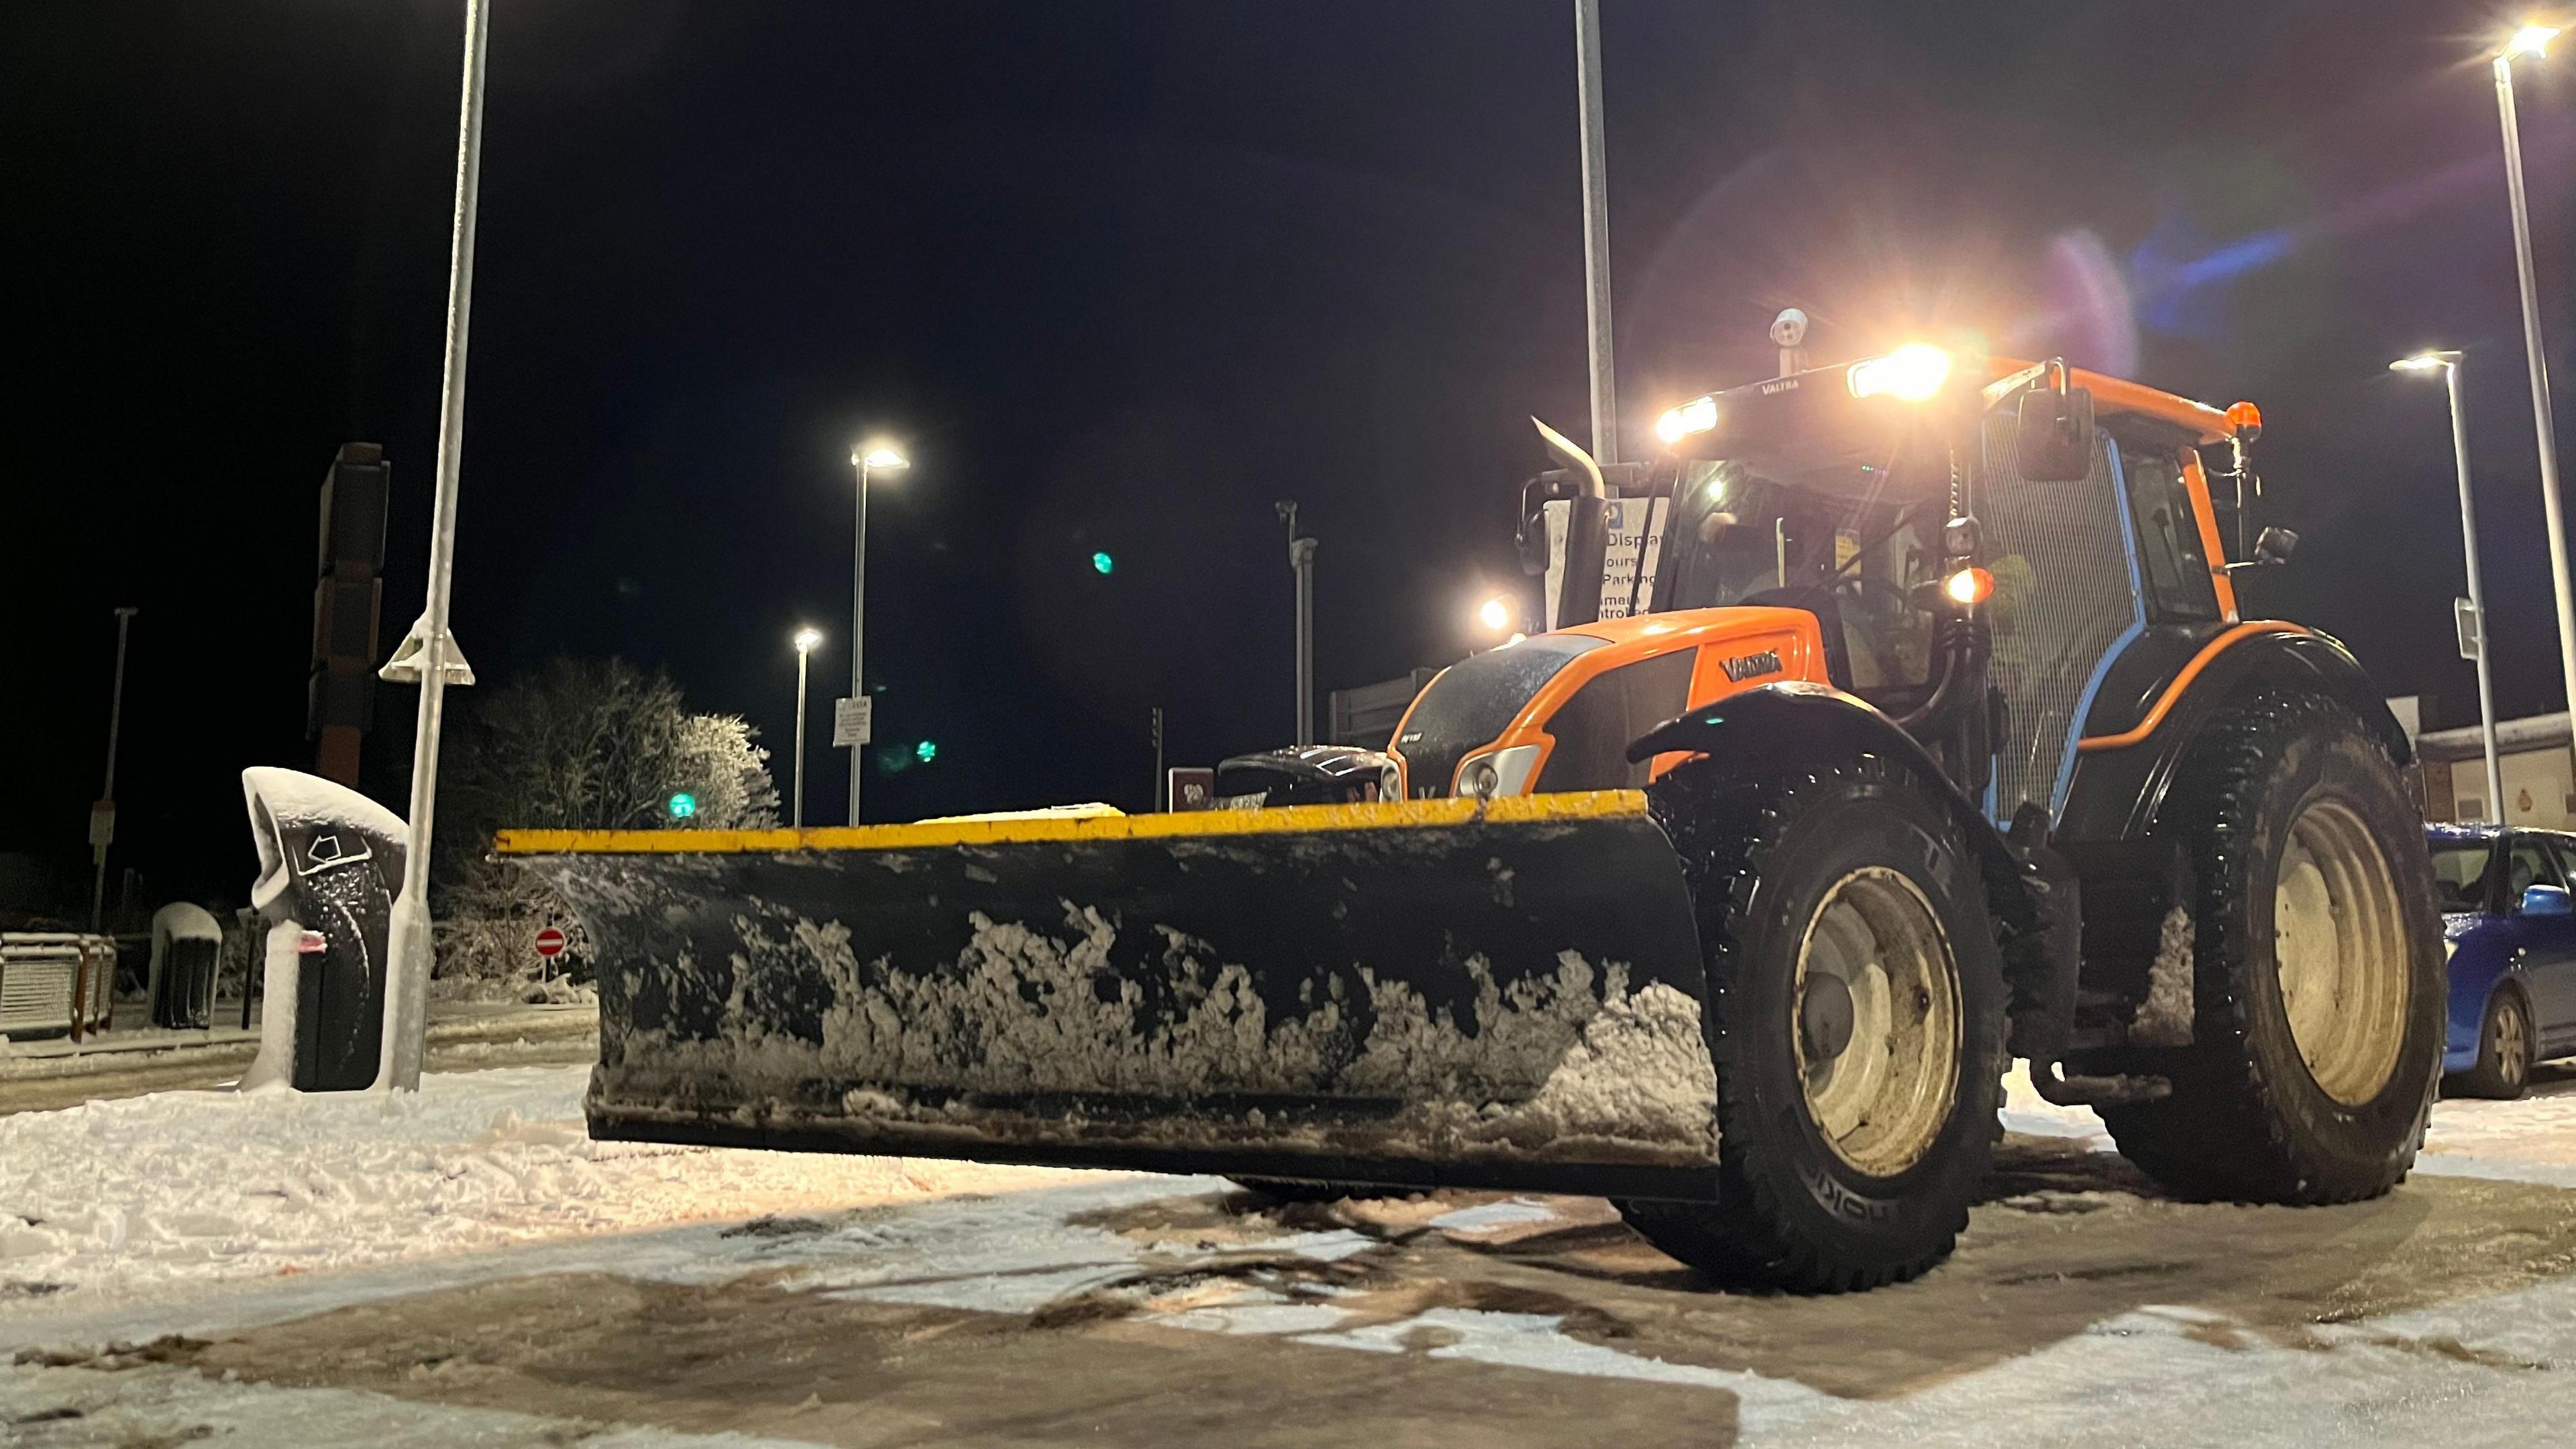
499 792 1723 1199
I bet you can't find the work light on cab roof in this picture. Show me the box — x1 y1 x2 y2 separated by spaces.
1845 343 1953 401
1654 393 1719 445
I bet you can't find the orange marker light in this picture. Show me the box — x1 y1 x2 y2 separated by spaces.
2225 400 2263 441
1945 567 1995 606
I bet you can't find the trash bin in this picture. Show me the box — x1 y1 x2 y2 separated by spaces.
148 902 222 1030
242 767 408 1091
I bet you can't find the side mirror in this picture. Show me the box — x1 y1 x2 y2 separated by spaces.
1517 470 1580 575
2218 525 2300 576
2016 383 2096 482
2521 884 2573 918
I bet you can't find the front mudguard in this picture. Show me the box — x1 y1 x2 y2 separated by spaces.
1629 682 2053 1047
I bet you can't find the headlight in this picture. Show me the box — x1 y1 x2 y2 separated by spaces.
1455 744 1543 800
1847 344 1952 402
1380 763 1403 801
1654 395 1719 445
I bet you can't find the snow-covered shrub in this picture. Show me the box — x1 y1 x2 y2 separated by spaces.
428 656 779 998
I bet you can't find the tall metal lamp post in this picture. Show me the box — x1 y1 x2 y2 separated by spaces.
1573 0 1618 465
847 444 907 824
792 627 822 829
2496 23 2575 749
1277 500 1316 745
89 606 138 931
2394 352 2504 819
378 0 490 1092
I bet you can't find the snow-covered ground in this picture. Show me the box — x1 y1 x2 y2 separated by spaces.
7 1064 2576 1446
0 1066 1093 1308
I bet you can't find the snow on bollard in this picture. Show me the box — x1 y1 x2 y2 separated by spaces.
239 767 408 1091
146 901 222 1030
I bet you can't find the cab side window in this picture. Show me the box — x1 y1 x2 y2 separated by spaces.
2116 441 2221 623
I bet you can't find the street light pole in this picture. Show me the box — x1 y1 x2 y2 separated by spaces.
2496 28 2576 751
1278 500 1316 745
2398 352 2504 819
89 605 138 932
848 445 908 824
792 628 821 829
380 0 491 1092
1574 0 1619 466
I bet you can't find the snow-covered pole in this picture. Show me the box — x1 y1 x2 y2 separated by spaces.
380 0 492 1092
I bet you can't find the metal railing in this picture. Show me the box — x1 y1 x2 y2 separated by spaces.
0 932 118 1040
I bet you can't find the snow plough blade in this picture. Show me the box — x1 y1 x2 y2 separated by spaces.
498 792 1724 1198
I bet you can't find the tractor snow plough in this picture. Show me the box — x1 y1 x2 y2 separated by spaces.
503 345 2441 1292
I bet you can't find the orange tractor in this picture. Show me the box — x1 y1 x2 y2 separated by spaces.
506 346 2440 1291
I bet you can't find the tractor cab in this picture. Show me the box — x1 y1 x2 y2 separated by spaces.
1446 345 2261 828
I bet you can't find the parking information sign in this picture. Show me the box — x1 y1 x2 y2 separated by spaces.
834 696 873 747
1540 497 1670 627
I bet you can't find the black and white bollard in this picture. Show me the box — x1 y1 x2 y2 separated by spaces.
239 767 408 1091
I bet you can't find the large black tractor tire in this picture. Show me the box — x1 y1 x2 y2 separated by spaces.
2448 985 2533 1102
1616 755 2008 1293
2097 692 2443 1203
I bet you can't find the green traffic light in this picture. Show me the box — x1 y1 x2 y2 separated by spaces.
1091 551 1114 576
914 739 938 763
667 792 698 819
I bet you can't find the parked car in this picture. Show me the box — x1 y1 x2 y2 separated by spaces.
2428 822 2576 1098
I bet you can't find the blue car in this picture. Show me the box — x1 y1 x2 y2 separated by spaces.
2430 823 2576 1098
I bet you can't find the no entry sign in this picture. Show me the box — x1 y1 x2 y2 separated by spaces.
534 926 567 960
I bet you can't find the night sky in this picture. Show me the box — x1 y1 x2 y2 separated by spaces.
6 1 2571 914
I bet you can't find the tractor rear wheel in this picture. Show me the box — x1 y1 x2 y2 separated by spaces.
1617 755 2006 1292
2098 692 2442 1203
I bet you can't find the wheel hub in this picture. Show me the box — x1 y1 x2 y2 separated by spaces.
2272 798 2410 1106
2498 998 2528 1078
1802 970 1857 1061
1792 867 1963 1178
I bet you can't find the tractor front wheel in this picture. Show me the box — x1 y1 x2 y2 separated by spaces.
1617 755 2006 1292
2098 692 2442 1203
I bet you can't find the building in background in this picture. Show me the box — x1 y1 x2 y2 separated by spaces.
1327 669 1440 751
2416 710 2576 828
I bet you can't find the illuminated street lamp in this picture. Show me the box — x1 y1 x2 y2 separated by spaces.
1477 594 1516 635
792 626 823 829
2393 352 2504 819
2493 23 2576 753
847 442 908 824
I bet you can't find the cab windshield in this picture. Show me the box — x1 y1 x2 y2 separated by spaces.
1657 444 1951 693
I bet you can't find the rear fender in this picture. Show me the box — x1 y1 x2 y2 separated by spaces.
2057 625 2409 843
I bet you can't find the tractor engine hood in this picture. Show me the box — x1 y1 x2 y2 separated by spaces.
1390 607 1831 798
